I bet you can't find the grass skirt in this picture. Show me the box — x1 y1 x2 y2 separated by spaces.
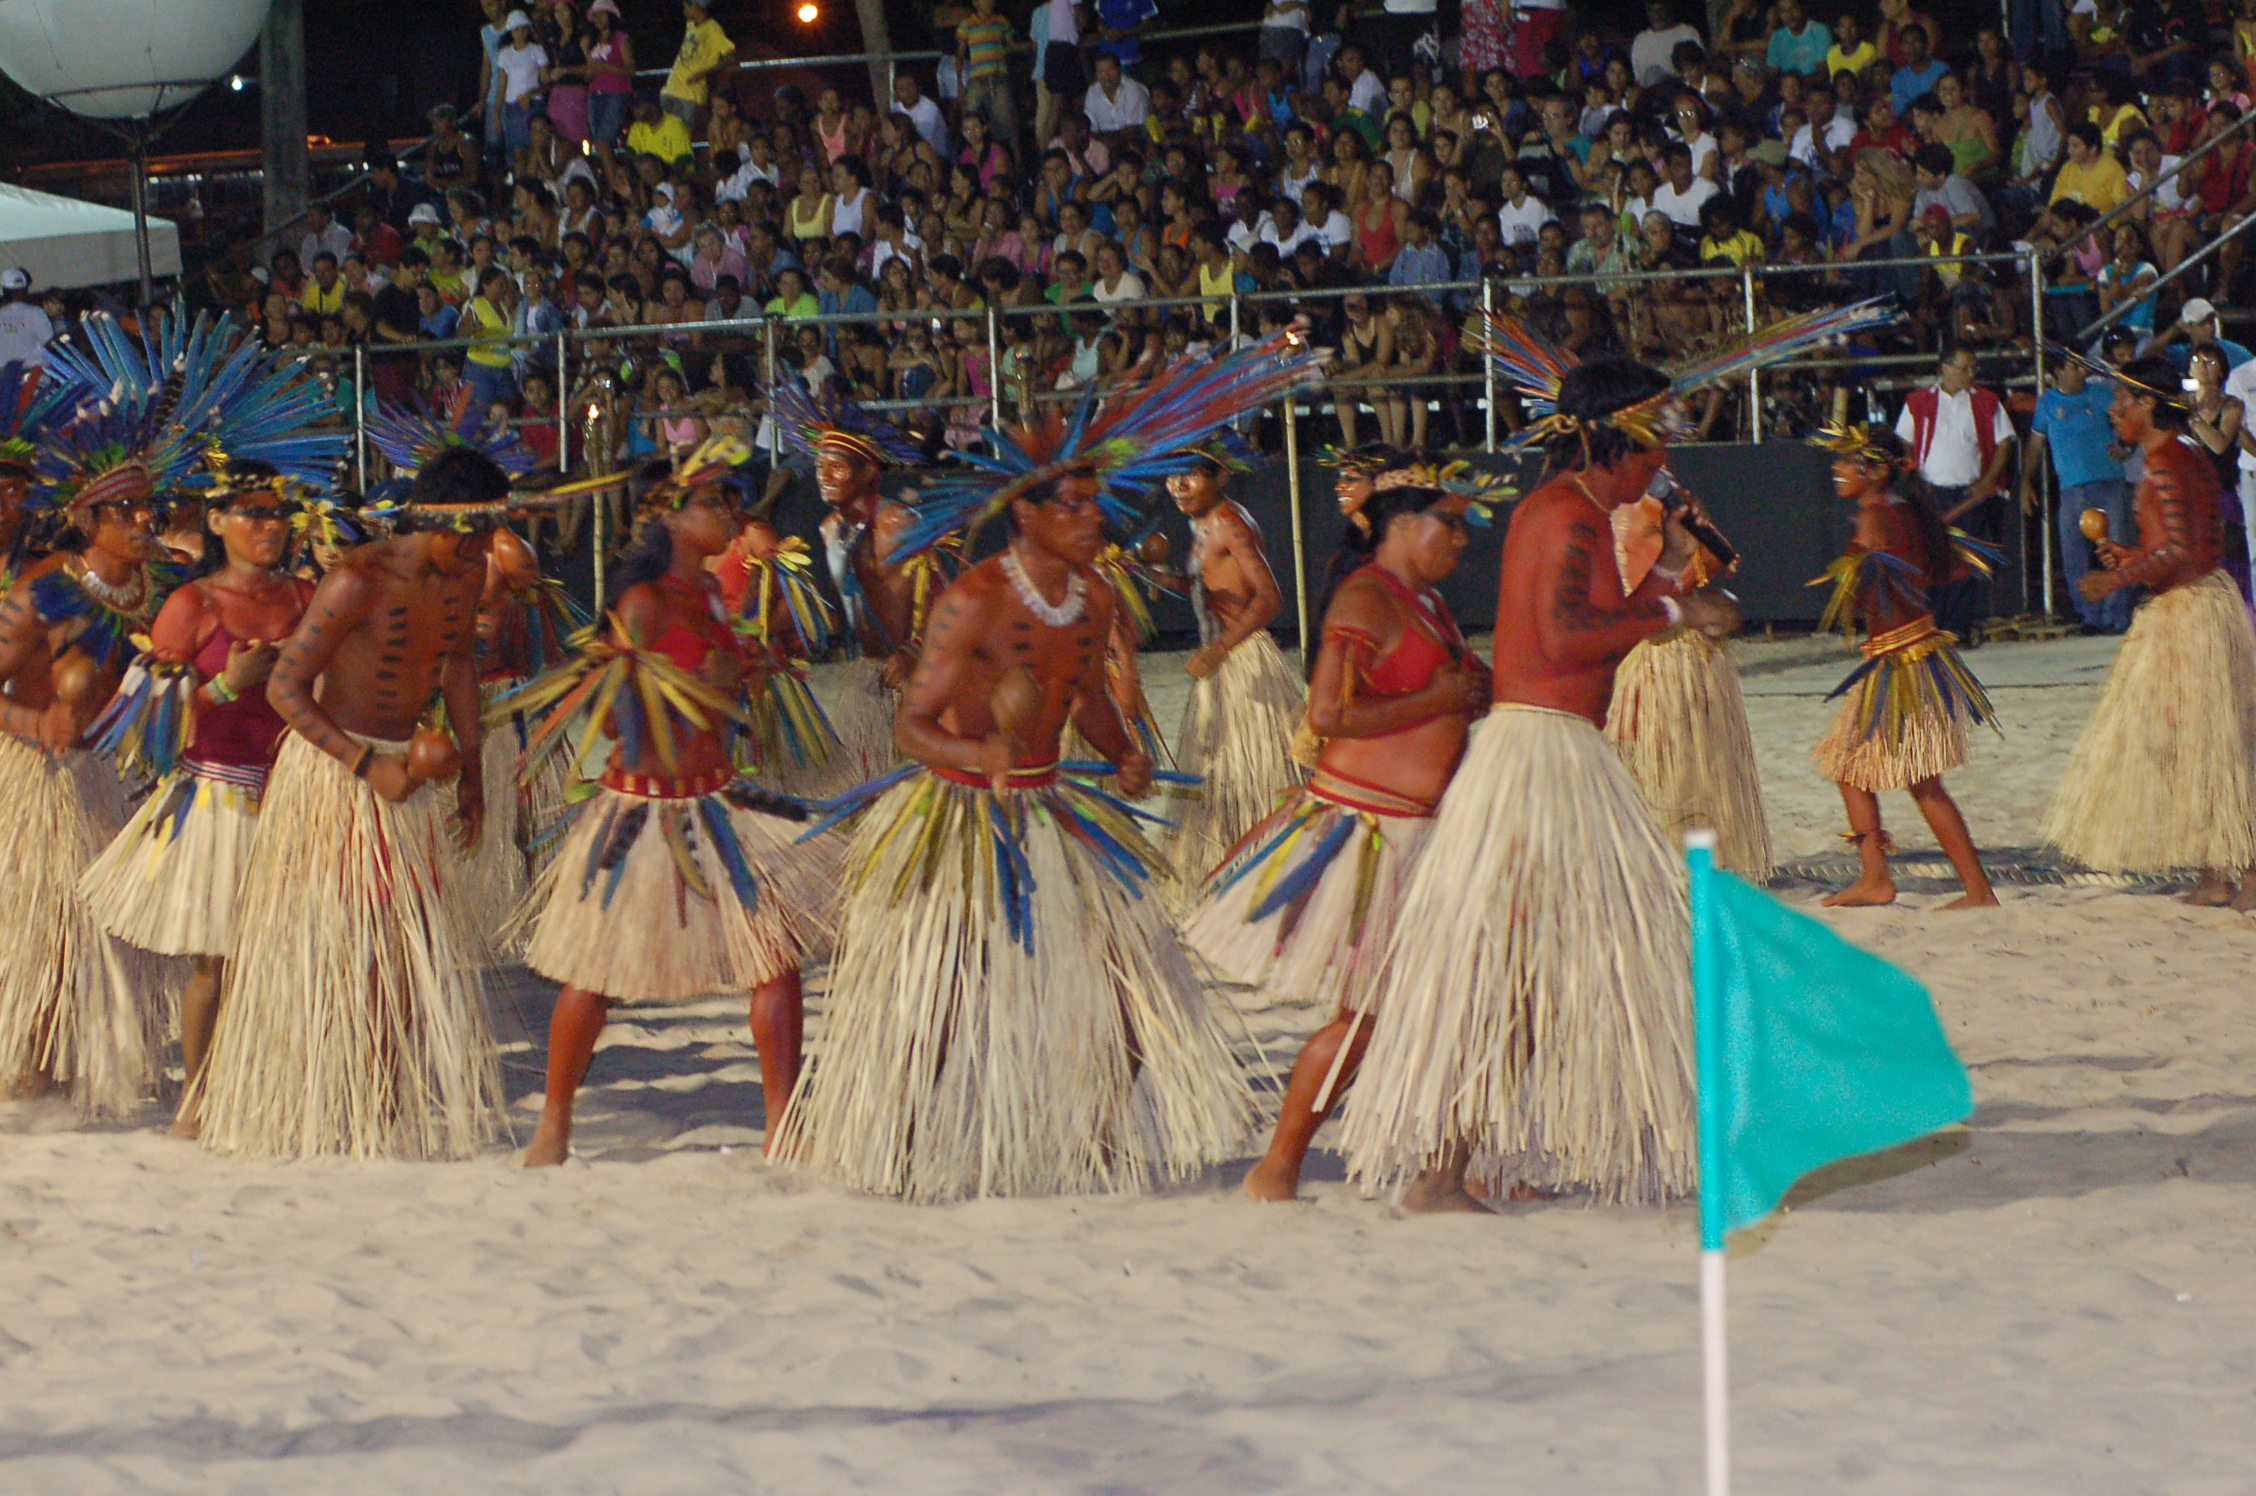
79 762 263 959
457 706 531 962
1606 629 1775 881
1336 707 1696 1204
775 770 1254 1202
1180 777 1432 1017
196 733 506 1161
2042 570 2256 872
0 736 165 1117
747 671 847 798
1165 631 1310 878
816 655 901 796
1813 620 1992 792
523 777 842 1001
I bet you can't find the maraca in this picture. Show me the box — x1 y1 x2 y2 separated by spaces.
405 723 462 786
50 650 99 710
2078 508 2109 544
987 664 1042 794
1137 531 1170 565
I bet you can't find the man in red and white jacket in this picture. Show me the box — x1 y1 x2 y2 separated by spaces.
1895 345 2017 643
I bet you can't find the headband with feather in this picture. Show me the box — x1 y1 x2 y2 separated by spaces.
769 378 926 469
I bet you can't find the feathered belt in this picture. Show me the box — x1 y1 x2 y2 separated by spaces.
600 763 738 799
1828 614 1997 745
933 761 1061 791
1309 766 1438 818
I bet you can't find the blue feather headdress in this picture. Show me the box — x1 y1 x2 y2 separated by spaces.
368 402 535 478
894 329 1326 561
0 361 72 476
769 378 926 469
35 312 348 519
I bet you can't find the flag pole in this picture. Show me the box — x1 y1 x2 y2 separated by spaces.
1687 828 1731 1496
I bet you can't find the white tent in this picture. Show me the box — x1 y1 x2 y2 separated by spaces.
0 182 179 291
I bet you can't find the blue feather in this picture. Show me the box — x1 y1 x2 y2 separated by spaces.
698 796 763 913
1246 813 1357 922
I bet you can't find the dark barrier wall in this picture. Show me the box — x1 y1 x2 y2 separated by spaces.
629 440 2029 650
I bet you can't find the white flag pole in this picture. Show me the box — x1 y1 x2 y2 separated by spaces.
1687 828 1731 1496
1702 1246 1730 1496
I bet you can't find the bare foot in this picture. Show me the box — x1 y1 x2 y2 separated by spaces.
1823 874 1897 908
2185 874 2236 907
1402 1170 1492 1215
523 1119 572 1168
2233 874 2256 914
166 1110 201 1141
1243 1155 1303 1203
1503 1182 1561 1202
1939 890 2000 910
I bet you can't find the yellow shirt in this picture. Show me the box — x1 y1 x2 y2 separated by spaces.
464 296 515 368
2050 153 2131 213
1826 40 1878 75
663 18 733 106
1197 258 1234 316
2091 101 2148 146
300 279 345 315
627 115 694 163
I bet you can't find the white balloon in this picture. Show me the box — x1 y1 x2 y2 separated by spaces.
0 0 272 120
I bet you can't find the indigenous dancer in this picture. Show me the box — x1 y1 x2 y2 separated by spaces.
1337 358 1740 1211
1182 478 1489 1202
0 314 339 1116
776 333 1320 1201
195 447 511 1160
1165 448 1310 872
770 380 933 785
1810 424 2000 909
1603 469 1775 881
2042 354 2256 908
78 469 314 1136
516 456 840 1166
1330 443 1402 526
1066 531 1172 766
713 489 848 794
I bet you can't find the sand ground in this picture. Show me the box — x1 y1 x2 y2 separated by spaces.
7 634 2256 1495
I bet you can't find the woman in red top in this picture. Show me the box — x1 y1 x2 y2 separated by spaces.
1183 475 1489 1203
521 463 842 1166
78 473 313 1137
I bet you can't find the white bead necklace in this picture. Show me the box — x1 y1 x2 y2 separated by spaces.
1001 546 1087 627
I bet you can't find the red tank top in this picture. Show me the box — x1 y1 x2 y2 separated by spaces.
187 621 290 769
1354 564 1464 694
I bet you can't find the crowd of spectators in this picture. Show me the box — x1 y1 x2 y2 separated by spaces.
129 0 2256 472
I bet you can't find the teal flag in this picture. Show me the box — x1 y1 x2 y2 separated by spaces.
1689 845 1974 1249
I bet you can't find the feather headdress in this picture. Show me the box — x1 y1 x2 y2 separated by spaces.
35 312 347 519
1471 297 1901 450
367 403 535 479
895 329 1326 561
0 361 71 477
769 378 925 469
1809 420 1898 465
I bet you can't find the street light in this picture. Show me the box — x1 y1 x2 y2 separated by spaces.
797 2 819 21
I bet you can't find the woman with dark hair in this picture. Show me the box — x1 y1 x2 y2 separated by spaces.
1184 476 1488 1203
1339 356 1740 1212
521 458 840 1166
78 469 313 1137
1809 423 1998 909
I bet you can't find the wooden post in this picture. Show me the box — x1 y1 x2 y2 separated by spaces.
853 0 894 110
260 0 310 240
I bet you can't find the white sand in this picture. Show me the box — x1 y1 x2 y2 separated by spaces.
7 635 2256 1494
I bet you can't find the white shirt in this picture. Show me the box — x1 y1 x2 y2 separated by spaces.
1652 176 1719 228
1260 218 1323 256
1317 210 1354 252
1895 386 2015 488
1383 0 1437 13
1497 195 1555 245
2130 155 2191 215
1263 0 1310 30
893 94 947 154
1048 0 1078 43
1350 69 1387 118
1789 115 1857 168
300 220 355 274
870 232 923 282
1091 270 1148 303
716 150 781 203
1630 23 1701 86
1084 75 1152 134
2225 360 2256 474
1682 130 1721 179
0 303 52 368
496 42 548 105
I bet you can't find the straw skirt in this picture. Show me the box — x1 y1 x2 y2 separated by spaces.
523 776 841 1001
1813 622 1993 793
456 710 533 960
0 736 166 1117
776 771 1254 1202
820 655 901 792
1166 631 1310 877
2042 569 2256 872
1337 706 1696 1204
195 733 506 1161
78 762 264 958
1180 780 1433 1017
1606 628 1774 881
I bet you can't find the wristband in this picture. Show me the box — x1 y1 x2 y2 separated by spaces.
206 675 239 706
1659 595 1684 626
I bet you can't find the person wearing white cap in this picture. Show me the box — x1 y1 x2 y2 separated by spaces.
494 9 549 157
0 270 51 370
2155 297 2255 375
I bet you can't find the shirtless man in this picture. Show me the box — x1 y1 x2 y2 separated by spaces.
0 462 177 1114
1341 357 1740 1211
776 468 1254 1202
2044 354 2256 908
193 446 510 1160
1165 453 1309 873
